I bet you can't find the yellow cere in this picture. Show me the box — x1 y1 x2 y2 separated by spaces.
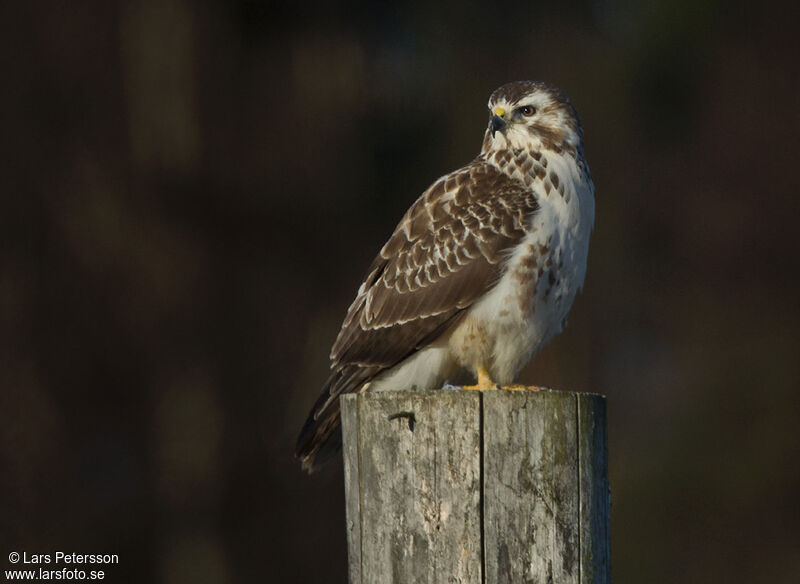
493 106 506 116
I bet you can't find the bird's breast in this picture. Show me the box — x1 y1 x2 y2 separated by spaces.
451 150 594 382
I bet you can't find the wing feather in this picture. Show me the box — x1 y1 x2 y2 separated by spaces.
296 157 540 471
332 159 537 377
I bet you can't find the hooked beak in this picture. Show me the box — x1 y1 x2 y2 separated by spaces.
490 114 506 137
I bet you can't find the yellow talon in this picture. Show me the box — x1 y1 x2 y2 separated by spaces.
460 367 546 392
462 366 499 391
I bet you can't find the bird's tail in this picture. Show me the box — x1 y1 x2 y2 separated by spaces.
295 392 343 473
295 365 379 472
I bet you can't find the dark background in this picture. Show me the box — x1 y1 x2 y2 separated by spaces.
2 1 799 582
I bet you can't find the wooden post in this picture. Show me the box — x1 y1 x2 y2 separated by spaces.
340 389 610 584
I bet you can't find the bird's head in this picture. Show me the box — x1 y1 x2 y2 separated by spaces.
481 81 583 155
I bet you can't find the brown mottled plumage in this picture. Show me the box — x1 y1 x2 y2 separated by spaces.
296 81 594 472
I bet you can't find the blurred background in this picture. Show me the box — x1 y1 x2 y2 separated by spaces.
1 1 798 582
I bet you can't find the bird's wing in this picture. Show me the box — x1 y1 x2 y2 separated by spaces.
296 159 540 471
333 160 539 397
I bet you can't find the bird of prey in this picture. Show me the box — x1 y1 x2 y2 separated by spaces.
296 81 594 472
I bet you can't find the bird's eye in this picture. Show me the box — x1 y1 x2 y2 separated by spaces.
519 105 536 116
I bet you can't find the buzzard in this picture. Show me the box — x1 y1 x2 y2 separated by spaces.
296 81 594 472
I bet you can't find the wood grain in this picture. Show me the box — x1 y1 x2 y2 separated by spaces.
341 389 609 584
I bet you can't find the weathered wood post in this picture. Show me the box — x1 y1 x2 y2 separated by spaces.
340 389 609 584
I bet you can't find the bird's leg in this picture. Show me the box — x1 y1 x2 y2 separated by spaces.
462 366 500 391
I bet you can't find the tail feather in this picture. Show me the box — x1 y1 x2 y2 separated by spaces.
295 365 379 472
295 396 342 473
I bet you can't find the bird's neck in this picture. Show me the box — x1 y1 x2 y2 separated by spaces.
482 145 590 190
482 147 539 183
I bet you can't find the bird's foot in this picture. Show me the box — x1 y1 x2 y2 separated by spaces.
461 366 499 391
461 382 500 391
